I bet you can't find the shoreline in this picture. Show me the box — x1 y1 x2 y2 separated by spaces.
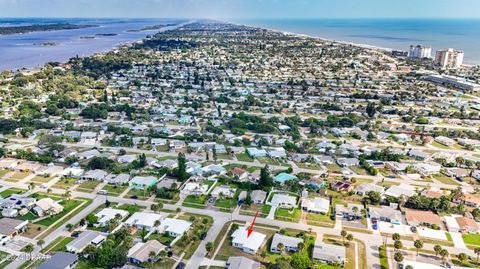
229 20 480 66
229 20 396 53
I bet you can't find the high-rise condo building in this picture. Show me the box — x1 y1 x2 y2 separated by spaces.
434 48 464 69
408 45 432 59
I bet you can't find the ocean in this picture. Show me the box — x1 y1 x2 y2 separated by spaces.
235 19 480 65
0 18 186 70
1 18 480 70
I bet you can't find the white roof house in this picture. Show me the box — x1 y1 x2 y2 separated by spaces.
231 225 266 254
210 185 237 198
270 233 304 253
270 194 297 208
58 167 84 178
124 212 166 231
181 182 208 196
444 216 460 233
66 230 105 253
95 208 129 227
81 169 108 181
0 159 19 169
32 198 64 217
158 218 192 237
129 176 159 190
385 184 416 198
104 174 130 185
301 197 330 214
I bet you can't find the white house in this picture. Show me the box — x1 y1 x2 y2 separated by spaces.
124 212 165 231
301 197 330 214
270 194 297 208
270 233 303 253
210 185 236 199
231 225 266 254
66 230 105 253
158 218 192 237
94 208 129 227
181 182 208 196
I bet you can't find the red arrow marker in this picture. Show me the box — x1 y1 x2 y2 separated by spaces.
247 210 259 238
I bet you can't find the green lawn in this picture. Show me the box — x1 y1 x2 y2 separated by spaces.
183 195 207 208
306 213 335 227
431 141 451 149
431 174 460 186
10 171 31 180
379 245 389 269
31 175 54 183
102 184 128 195
0 188 24 197
117 204 143 215
35 199 83 226
214 198 237 209
78 180 100 190
325 163 343 172
0 169 11 178
274 208 301 223
148 232 176 246
235 153 254 162
53 177 77 188
46 237 74 252
463 234 480 246
217 153 233 160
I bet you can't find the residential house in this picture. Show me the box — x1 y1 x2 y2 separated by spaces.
301 197 330 214
66 230 106 253
230 167 249 181
158 218 192 237
369 206 403 225
231 225 266 254
226 256 260 269
354 183 385 196
270 233 304 253
336 158 360 167
127 240 167 265
246 148 267 158
124 212 165 231
456 217 479 233
94 208 129 227
181 182 208 196
104 174 130 185
129 176 159 190
211 185 236 199
58 167 84 179
270 194 296 208
81 169 108 181
0 218 28 244
32 198 64 217
335 203 365 219
37 252 78 269
331 181 354 193
250 190 267 204
312 243 346 264
453 193 480 208
405 209 443 228
385 184 416 198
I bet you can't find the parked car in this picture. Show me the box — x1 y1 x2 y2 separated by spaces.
176 262 185 269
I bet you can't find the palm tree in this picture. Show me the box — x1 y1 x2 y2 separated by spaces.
28 182 35 191
434 245 442 257
414 240 423 256
394 240 402 252
297 242 305 252
36 239 45 250
148 251 156 263
205 242 214 253
394 252 404 264
458 253 467 265
24 244 34 260
440 249 449 265
277 243 285 254
346 234 354 247
64 190 72 200
46 188 52 194
392 233 400 241
475 247 480 261
341 230 347 244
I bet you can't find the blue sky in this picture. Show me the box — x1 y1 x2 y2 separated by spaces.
0 0 479 19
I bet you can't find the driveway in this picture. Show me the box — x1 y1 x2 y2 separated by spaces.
450 232 468 249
